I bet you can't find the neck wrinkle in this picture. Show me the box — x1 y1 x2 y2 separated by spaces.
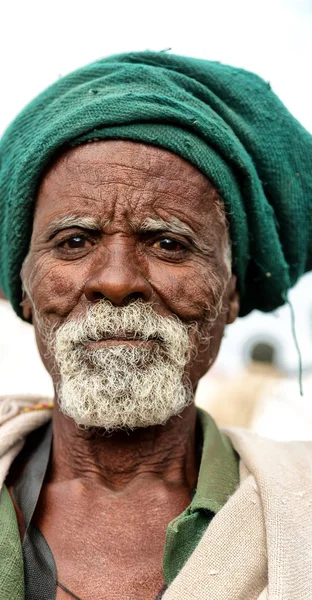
50 402 199 492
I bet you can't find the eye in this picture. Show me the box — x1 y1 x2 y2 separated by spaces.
152 237 186 252
57 235 93 251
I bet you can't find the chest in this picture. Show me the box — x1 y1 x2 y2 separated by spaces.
42 521 165 600
33 482 188 600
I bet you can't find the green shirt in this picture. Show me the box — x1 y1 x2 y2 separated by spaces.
1 409 239 598
0 485 24 600
163 409 239 585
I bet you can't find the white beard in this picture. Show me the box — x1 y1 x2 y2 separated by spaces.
50 300 196 431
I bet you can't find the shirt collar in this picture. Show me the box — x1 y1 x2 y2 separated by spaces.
190 409 239 514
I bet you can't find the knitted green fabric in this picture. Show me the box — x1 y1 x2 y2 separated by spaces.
0 51 311 317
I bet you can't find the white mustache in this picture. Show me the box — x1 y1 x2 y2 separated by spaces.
56 299 192 351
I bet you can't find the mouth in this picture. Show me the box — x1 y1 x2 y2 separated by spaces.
83 334 163 348
86 339 159 348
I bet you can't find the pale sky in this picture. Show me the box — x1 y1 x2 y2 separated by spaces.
1 0 311 135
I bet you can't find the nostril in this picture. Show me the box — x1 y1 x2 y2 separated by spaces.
121 292 144 306
92 291 106 301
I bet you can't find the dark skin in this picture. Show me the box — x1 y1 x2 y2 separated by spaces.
19 141 239 600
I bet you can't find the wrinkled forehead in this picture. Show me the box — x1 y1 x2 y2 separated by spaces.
34 140 227 238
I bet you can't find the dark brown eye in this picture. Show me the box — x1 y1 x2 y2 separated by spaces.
153 238 185 252
59 235 92 250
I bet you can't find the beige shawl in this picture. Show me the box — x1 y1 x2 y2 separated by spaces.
1 396 312 600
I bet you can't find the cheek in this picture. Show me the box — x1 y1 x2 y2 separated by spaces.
149 262 228 387
147 260 228 384
28 254 87 320
148 261 215 321
26 256 87 376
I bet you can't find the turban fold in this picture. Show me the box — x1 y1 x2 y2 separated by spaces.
0 51 311 318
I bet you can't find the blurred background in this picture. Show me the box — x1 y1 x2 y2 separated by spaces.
1 0 312 439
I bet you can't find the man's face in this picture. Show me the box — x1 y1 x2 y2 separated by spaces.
22 141 238 429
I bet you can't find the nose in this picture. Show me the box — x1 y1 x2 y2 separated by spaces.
83 245 153 306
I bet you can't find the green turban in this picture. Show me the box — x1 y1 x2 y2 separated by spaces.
0 51 311 318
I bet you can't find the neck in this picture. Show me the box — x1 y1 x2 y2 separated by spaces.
51 403 199 491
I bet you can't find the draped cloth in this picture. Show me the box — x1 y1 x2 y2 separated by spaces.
0 51 311 318
1 398 312 599
163 429 312 600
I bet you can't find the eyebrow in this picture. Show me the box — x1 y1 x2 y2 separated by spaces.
40 215 103 240
139 216 213 255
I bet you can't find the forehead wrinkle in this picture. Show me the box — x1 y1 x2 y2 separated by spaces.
43 175 199 207
64 156 209 199
98 161 206 191
68 154 202 183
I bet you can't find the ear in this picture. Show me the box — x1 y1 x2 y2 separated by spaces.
20 292 33 323
226 274 240 325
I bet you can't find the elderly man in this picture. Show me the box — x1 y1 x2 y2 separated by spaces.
0 52 311 600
